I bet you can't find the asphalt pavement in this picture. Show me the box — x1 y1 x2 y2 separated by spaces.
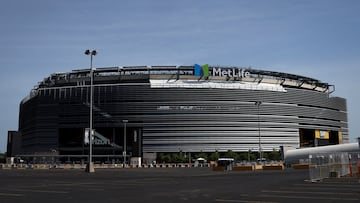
0 168 359 203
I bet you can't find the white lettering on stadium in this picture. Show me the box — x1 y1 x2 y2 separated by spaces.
212 67 250 78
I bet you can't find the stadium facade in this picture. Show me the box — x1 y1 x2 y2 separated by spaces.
8 65 348 160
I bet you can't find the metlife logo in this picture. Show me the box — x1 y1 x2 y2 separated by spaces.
194 64 209 77
194 64 251 78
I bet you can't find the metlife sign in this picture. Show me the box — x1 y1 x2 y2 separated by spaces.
213 67 251 78
194 64 251 78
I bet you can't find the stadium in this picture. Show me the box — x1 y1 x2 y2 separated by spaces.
8 65 348 162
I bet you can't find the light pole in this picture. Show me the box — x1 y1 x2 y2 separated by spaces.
188 151 191 165
248 148 252 162
85 49 97 173
255 101 262 163
122 120 128 166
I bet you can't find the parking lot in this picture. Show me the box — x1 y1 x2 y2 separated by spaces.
0 168 359 203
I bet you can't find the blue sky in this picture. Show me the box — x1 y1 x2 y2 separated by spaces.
0 0 359 152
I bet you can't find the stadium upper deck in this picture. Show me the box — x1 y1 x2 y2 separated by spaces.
33 65 330 91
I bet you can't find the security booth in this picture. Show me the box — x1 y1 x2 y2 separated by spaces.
217 158 235 171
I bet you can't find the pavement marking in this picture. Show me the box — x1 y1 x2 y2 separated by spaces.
49 182 99 186
11 189 69 194
260 194 359 201
215 199 279 203
321 181 360 184
86 188 105 191
282 186 360 192
294 183 359 188
262 190 357 196
0 193 24 197
111 178 178 183
16 182 98 188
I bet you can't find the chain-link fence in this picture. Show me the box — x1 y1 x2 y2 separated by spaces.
309 152 360 181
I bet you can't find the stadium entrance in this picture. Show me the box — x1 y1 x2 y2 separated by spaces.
58 127 142 163
300 128 340 147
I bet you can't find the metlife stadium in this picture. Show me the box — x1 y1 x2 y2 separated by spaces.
7 65 348 161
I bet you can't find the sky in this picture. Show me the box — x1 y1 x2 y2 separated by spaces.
0 0 359 152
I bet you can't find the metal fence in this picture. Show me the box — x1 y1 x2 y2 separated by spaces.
309 152 360 181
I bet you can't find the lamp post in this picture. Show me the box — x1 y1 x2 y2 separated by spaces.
188 151 191 165
85 49 97 173
248 148 252 162
122 120 128 166
255 101 262 163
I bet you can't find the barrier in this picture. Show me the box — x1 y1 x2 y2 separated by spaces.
0 164 12 169
233 165 254 171
309 152 360 181
292 164 310 170
33 164 50 170
63 164 75 169
16 164 28 170
1 162 212 170
263 164 284 170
